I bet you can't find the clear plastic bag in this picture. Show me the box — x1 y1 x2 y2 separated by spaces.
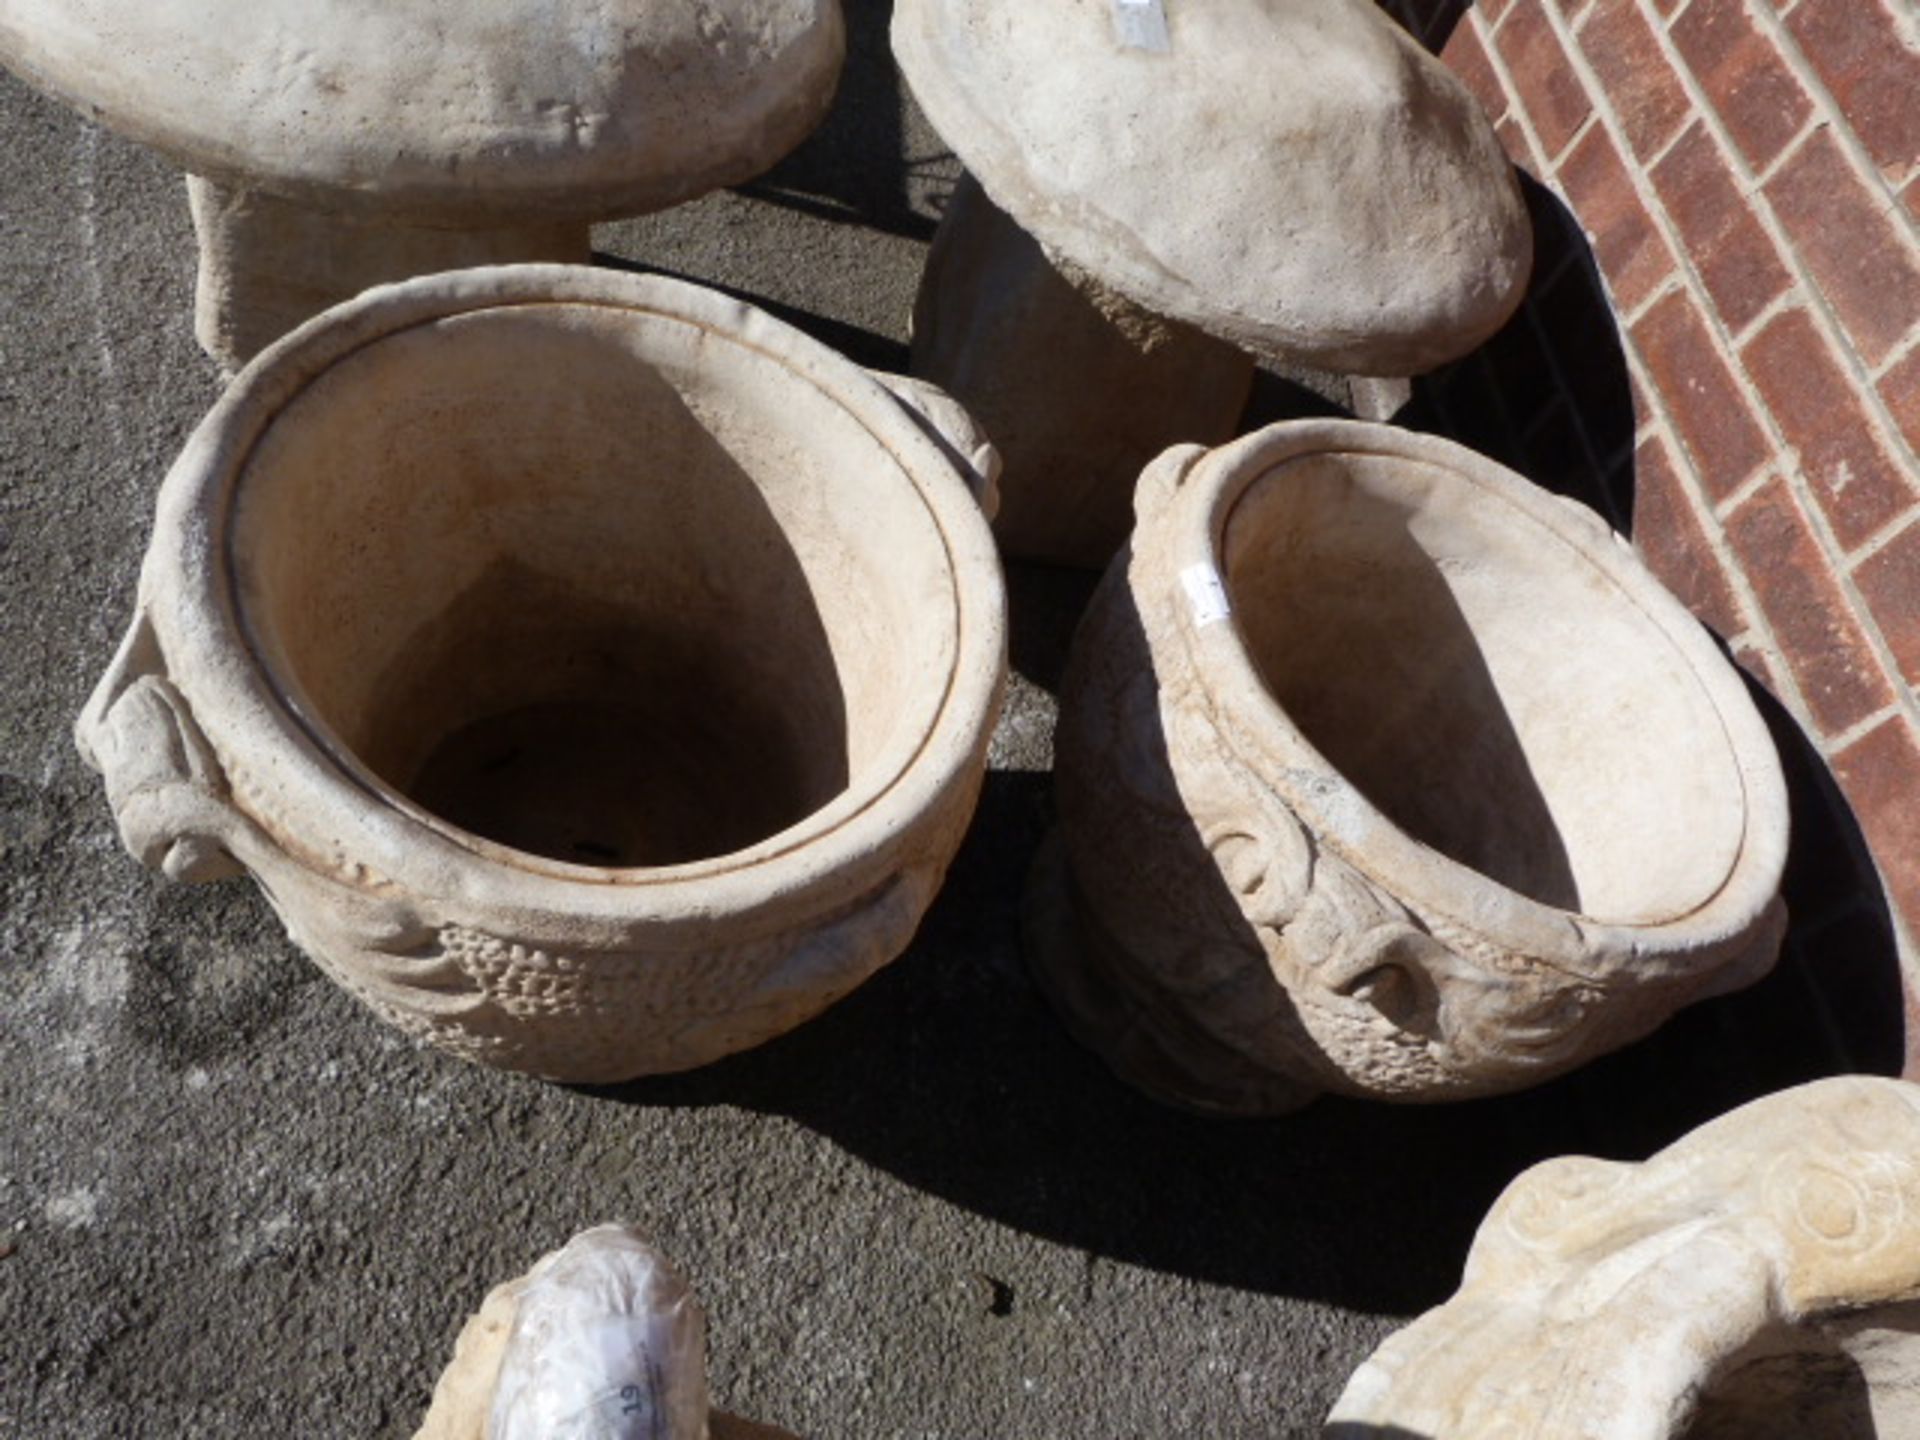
487 1225 710 1440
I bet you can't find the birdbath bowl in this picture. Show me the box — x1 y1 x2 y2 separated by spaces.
77 265 1006 1083
0 0 845 368
893 0 1532 566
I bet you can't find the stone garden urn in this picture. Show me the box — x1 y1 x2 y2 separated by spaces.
892 0 1532 566
1037 420 1789 1112
1328 1077 1920 1438
0 0 845 369
76 265 1006 1083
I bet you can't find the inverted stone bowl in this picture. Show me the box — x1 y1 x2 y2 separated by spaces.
0 0 845 368
77 265 1006 1083
1037 419 1789 1112
893 0 1532 567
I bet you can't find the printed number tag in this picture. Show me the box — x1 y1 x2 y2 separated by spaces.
1180 563 1231 627
1112 0 1171 52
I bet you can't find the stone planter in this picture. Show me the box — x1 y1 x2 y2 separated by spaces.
1037 420 1788 1112
77 266 1005 1083
1328 1077 1920 1438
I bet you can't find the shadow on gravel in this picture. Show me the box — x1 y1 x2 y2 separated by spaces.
735 0 950 242
587 138 1903 1323
593 596 1900 1319
590 253 910 374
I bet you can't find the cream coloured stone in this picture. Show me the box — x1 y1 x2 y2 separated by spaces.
894 0 1528 373
893 0 1530 566
911 175 1255 568
0 0 844 367
1328 1077 1920 1438
75 265 1006 1083
1038 420 1787 1112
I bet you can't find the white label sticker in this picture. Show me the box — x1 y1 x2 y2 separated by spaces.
1112 0 1170 52
1180 563 1231 627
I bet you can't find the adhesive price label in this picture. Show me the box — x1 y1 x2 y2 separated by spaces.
1180 563 1231 627
1112 0 1171 52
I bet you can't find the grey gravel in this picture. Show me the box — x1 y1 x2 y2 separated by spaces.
0 8 1899 1437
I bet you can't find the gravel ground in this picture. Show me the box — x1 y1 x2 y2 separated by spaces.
0 7 1902 1436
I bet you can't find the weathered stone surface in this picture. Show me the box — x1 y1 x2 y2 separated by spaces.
0 0 844 222
892 0 1531 376
75 265 1006 1083
911 174 1254 568
184 178 592 377
0 0 845 365
1040 420 1789 1111
1328 1076 1920 1438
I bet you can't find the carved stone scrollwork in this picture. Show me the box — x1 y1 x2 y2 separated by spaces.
1035 421 1790 1112
1328 1078 1920 1438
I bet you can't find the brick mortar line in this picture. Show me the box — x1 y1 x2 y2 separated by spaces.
1712 462 1776 520
1617 342 1808 715
1541 0 1920 740
1473 1 1919 746
1594 0 1920 502
1466 4 1621 492
1746 109 1822 194
1823 700 1907 757
1727 284 1807 352
1746 0 1920 226
1621 273 1684 332
1842 502 1920 572
1635 113 1698 178
1869 317 1920 383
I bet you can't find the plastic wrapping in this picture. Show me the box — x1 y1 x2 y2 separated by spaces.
488 1226 710 1440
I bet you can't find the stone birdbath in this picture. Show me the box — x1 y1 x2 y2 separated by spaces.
1329 1077 1920 1438
892 0 1533 566
0 0 845 369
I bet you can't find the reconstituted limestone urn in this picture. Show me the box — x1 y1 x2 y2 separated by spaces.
1037 420 1789 1112
892 0 1533 565
76 265 1006 1082
0 0 845 368
1329 1077 1920 1437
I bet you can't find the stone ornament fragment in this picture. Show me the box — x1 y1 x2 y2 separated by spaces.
0 0 845 369
76 265 1006 1083
1037 420 1788 1112
416 1225 793 1440
893 0 1532 566
1328 1076 1920 1438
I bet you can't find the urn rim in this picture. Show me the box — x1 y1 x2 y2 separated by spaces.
142 263 1007 930
1154 418 1788 977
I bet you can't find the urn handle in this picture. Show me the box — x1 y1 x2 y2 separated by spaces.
75 612 247 884
1132 442 1210 525
872 371 1003 519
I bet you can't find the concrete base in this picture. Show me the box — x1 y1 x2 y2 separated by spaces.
186 176 590 371
910 174 1254 570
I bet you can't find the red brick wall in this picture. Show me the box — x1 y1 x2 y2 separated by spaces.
1380 0 1920 1063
